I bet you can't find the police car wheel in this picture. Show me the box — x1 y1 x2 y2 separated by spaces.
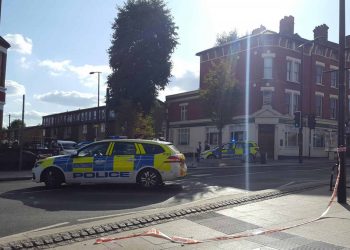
207 155 215 159
44 168 63 188
137 169 161 188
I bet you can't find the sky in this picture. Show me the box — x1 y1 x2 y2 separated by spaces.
1 0 349 126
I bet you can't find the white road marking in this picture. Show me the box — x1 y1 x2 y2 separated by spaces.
277 181 295 189
77 208 158 222
31 222 70 232
187 168 326 180
191 174 212 177
1 222 70 239
21 189 61 194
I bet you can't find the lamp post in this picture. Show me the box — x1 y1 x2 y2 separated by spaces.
89 71 101 141
337 0 346 203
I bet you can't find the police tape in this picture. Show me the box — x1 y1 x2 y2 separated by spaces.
94 228 202 244
94 158 342 245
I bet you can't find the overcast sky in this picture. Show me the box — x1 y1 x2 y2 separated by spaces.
1 0 349 126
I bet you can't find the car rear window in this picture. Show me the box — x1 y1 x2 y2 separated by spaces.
141 143 165 154
167 144 180 154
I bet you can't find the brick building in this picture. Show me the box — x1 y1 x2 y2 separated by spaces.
166 16 350 159
0 36 10 129
42 106 117 143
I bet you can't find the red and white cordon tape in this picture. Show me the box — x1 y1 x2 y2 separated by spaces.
95 152 342 245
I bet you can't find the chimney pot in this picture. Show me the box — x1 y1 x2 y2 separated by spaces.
279 16 294 35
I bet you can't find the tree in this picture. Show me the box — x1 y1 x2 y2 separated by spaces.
215 30 238 46
107 0 178 137
8 119 25 129
200 60 241 158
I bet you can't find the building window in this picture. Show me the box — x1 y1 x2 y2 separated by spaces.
180 104 188 121
263 57 273 79
83 125 87 134
263 90 273 105
101 110 106 120
100 123 105 133
177 128 189 145
330 71 338 88
286 59 300 82
315 94 323 118
330 97 338 119
230 131 245 141
206 127 219 145
313 130 325 148
285 91 299 115
284 130 298 147
316 65 324 84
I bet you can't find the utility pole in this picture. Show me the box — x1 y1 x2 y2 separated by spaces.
18 95 25 171
337 0 347 204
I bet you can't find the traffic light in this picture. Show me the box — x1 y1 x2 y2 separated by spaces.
308 114 316 129
294 111 301 128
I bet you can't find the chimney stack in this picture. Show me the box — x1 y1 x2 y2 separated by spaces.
313 24 329 41
279 16 294 35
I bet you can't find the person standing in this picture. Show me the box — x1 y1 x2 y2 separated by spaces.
196 141 202 162
204 141 210 151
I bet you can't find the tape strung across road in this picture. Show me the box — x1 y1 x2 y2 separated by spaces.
95 151 342 245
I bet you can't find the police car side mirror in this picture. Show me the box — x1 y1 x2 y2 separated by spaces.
71 152 79 158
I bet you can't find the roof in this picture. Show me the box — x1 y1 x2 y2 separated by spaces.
0 36 11 49
97 139 172 145
195 28 340 57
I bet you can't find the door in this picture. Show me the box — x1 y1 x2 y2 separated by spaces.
221 143 234 158
110 142 139 182
70 141 110 183
258 125 275 159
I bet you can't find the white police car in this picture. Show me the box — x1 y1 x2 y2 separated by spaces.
32 139 187 188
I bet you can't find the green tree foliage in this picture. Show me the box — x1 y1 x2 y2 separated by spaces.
107 0 178 137
200 60 241 158
8 119 26 129
215 30 238 46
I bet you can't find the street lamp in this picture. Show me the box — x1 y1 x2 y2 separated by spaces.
89 71 101 141
89 71 101 108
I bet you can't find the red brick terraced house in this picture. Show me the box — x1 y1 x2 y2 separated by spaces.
166 16 350 160
0 36 10 130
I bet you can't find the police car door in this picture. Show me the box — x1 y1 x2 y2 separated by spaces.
221 143 232 158
69 142 110 183
110 142 138 183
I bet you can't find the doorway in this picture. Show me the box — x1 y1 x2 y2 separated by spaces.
258 124 275 159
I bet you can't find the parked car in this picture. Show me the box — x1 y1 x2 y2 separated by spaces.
32 139 187 188
0 148 37 170
56 140 77 155
200 141 260 162
75 141 92 149
23 142 54 157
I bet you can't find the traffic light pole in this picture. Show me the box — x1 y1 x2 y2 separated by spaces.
337 0 346 204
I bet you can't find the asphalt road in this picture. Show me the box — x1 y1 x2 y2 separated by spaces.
0 162 336 238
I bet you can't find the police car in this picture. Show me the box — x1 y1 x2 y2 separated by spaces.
32 139 187 188
200 141 260 162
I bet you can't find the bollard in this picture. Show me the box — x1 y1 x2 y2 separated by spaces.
260 152 267 164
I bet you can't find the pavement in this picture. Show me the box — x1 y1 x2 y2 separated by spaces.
49 186 350 249
0 170 32 181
